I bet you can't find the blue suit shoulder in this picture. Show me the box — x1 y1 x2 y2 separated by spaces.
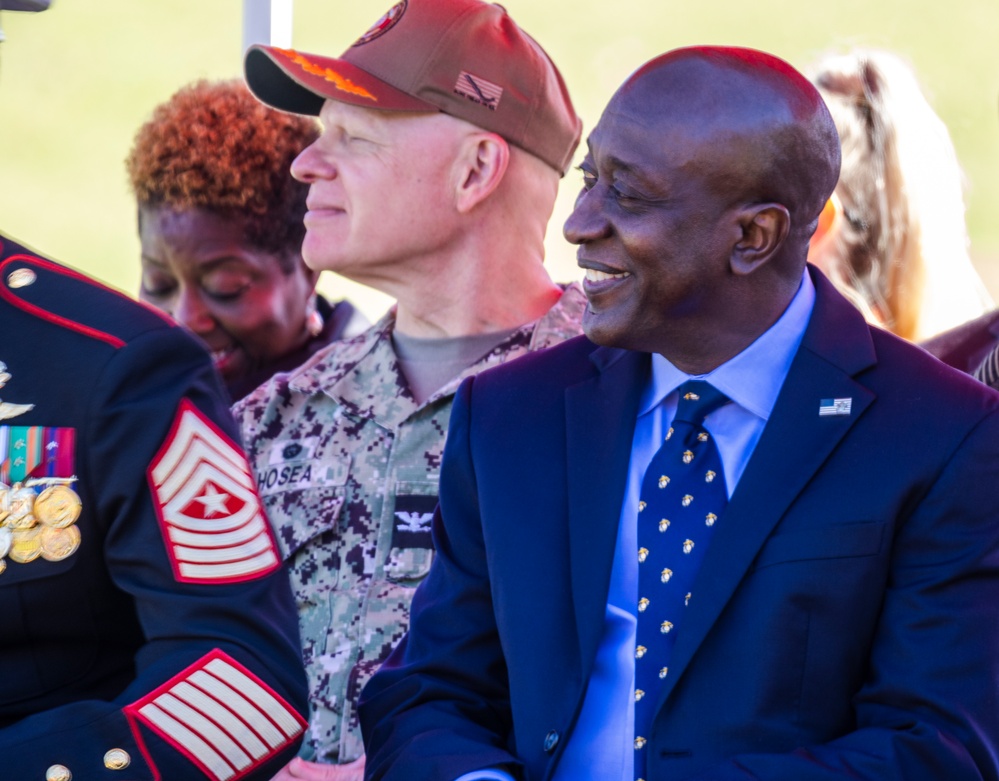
867 320 999 418
0 234 178 348
469 333 602 392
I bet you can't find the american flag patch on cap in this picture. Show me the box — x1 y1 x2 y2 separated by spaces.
453 70 503 110
818 398 853 416
126 649 306 781
149 400 279 583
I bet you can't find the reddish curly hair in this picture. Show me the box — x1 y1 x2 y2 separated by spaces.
126 78 318 264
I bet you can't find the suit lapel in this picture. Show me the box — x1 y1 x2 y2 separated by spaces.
565 346 647 677
657 269 879 704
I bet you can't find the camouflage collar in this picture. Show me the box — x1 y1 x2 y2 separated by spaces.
288 283 585 430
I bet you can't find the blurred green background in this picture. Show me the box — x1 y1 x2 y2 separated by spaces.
2 0 998 324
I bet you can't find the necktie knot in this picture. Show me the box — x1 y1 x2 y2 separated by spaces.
672 380 730 427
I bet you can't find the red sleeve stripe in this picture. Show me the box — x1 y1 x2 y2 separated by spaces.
126 649 305 781
137 704 245 781
177 552 280 581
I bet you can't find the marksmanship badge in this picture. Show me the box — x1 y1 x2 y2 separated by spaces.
0 362 33 422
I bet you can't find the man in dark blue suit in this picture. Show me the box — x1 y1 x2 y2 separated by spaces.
359 47 999 781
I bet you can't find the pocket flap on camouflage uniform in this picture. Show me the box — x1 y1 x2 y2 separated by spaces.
264 488 348 561
256 448 351 560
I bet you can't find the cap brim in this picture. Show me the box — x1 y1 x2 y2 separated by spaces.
244 45 437 115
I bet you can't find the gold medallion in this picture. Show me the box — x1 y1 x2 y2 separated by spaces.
0 484 9 523
6 513 36 530
34 485 82 528
7 486 37 529
9 527 41 563
39 525 81 561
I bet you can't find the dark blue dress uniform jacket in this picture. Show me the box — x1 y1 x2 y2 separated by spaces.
0 236 308 780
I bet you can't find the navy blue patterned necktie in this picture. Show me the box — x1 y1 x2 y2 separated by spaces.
974 342 999 390
633 380 731 780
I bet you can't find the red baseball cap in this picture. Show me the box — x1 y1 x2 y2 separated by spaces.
244 0 581 174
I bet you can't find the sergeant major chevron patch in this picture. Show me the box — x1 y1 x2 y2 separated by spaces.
148 400 279 584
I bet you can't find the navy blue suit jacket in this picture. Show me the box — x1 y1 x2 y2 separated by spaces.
360 269 999 781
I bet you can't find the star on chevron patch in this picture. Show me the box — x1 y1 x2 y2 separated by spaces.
148 400 279 584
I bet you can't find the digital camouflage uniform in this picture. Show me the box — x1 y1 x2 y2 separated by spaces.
233 283 585 763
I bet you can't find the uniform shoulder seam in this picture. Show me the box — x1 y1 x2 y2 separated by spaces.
0 254 175 349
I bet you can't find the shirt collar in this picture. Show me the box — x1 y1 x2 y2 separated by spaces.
639 269 816 420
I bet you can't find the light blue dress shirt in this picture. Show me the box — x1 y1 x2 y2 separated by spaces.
457 271 815 781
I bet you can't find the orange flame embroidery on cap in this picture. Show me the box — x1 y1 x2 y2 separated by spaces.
275 48 377 102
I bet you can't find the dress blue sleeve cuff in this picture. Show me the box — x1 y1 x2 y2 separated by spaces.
454 770 517 781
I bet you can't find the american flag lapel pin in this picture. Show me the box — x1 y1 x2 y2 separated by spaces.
818 398 852 416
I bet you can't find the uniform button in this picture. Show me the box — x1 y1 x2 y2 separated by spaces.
543 730 559 753
7 268 36 288
45 765 72 781
104 749 131 770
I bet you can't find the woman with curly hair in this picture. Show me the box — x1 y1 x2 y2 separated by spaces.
806 49 992 341
127 78 366 401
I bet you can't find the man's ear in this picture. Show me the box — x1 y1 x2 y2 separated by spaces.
730 203 790 276
454 133 510 214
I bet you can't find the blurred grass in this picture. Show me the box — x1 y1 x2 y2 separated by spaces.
2 0 998 322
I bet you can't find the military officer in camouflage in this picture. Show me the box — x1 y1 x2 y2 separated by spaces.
235 0 584 778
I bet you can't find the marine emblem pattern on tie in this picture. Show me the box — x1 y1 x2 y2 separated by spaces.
633 380 730 778
148 400 279 584
124 649 307 781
